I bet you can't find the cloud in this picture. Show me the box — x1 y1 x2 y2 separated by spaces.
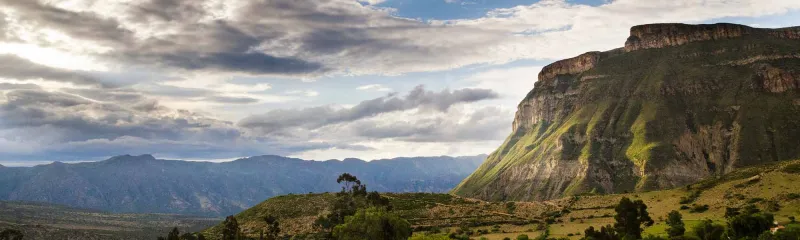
238 85 498 134
203 95 260 104
0 87 361 160
348 106 510 142
0 54 112 88
356 84 392 92
5 0 799 78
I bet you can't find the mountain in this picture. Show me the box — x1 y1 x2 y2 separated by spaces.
453 23 800 201
0 154 485 216
201 159 800 239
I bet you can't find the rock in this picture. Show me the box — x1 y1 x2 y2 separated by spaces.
756 64 798 93
624 23 800 52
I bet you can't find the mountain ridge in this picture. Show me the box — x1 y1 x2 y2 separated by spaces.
454 22 800 201
0 154 486 216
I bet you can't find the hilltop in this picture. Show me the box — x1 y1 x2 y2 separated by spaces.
453 23 800 201
199 159 800 239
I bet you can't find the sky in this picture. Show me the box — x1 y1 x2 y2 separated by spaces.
0 0 799 165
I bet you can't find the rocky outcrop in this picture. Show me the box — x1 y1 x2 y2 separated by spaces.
538 52 601 84
624 23 800 52
756 64 798 93
454 23 800 201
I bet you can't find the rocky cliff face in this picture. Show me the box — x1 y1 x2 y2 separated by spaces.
454 23 800 201
624 23 800 52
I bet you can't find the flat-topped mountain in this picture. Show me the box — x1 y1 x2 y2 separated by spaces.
0 154 485 216
453 23 800 201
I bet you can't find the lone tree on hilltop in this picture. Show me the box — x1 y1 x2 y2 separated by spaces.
337 173 366 196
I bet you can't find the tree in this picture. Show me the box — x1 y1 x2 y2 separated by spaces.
0 229 23 240
366 191 391 209
180 233 199 240
725 211 774 240
516 234 530 240
222 215 240 240
167 227 180 240
197 233 206 240
692 220 724 240
666 210 686 238
336 173 366 195
584 225 619 240
758 224 800 240
613 197 654 240
263 215 281 240
332 207 411 240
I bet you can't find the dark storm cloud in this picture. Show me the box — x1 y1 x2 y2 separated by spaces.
0 55 113 88
238 85 498 134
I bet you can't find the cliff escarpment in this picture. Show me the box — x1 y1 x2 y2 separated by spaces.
453 23 800 201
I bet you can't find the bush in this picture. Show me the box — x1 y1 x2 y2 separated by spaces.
332 207 411 240
693 219 724 240
680 205 690 210
516 234 530 240
690 204 709 213
787 193 800 200
748 198 765 203
782 163 800 173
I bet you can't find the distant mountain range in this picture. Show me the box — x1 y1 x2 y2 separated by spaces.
0 154 485 216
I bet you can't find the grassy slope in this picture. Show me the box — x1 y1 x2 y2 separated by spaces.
202 160 800 240
453 34 800 201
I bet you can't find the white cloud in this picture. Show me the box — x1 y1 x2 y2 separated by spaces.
356 84 392 92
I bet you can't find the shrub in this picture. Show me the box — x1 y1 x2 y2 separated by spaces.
782 163 800 173
690 204 710 213
787 193 800 200
680 205 690 210
693 219 724 240
516 234 530 240
332 207 411 240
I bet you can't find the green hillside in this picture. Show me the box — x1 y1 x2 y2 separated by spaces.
200 159 800 239
453 23 800 201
